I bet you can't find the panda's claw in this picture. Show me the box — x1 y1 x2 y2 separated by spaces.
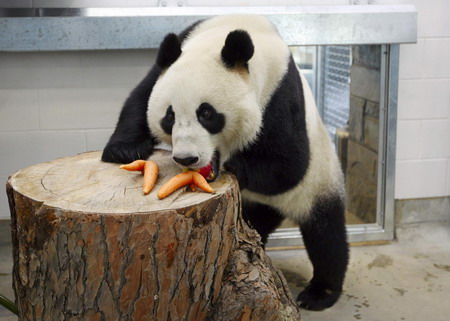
102 140 154 164
296 283 342 311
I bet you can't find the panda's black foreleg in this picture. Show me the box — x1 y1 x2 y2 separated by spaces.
242 201 285 245
297 195 349 311
102 65 161 164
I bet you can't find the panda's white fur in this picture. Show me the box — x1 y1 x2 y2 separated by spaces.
184 15 290 110
148 15 289 166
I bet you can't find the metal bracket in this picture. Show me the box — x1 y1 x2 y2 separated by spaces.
158 0 185 7
351 0 375 4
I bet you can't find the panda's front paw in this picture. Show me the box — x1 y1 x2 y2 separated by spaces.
102 139 154 164
297 283 342 311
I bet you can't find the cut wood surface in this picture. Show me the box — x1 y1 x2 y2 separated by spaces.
7 150 301 321
9 150 230 213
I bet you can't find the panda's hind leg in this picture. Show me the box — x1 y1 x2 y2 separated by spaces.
242 201 285 245
297 195 349 311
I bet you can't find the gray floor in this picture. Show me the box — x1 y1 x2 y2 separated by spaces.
1 222 449 321
269 222 450 321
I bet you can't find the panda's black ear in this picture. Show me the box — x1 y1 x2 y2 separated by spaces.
157 33 182 69
221 30 254 70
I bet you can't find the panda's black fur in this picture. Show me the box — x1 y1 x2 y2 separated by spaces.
224 56 309 195
102 15 349 311
102 21 202 164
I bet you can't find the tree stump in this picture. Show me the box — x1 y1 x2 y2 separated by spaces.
6 151 301 321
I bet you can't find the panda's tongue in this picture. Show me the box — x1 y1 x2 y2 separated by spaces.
198 163 213 180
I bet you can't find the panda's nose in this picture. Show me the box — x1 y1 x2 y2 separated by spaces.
173 156 199 167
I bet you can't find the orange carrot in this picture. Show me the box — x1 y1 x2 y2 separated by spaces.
157 171 215 199
157 171 194 199
192 172 215 193
142 160 159 195
120 160 159 195
119 159 146 172
189 183 197 192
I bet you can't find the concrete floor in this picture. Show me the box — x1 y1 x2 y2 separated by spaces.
269 222 450 321
0 222 449 321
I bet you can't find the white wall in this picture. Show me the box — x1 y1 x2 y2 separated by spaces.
0 50 157 218
0 0 449 219
377 0 450 199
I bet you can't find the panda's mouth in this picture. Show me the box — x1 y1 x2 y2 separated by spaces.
197 151 220 182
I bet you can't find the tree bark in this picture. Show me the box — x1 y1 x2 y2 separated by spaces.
6 150 301 321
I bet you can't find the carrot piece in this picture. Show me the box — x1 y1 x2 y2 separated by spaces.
157 171 215 199
120 160 159 195
119 159 146 172
157 171 194 199
192 172 215 193
143 160 159 195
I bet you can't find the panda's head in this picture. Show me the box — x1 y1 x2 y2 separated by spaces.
148 29 262 180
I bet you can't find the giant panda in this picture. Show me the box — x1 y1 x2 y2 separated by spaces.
102 14 349 311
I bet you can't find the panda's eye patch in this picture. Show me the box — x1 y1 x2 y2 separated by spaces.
160 106 175 135
196 103 225 134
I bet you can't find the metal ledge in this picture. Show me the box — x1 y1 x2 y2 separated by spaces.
0 5 416 51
